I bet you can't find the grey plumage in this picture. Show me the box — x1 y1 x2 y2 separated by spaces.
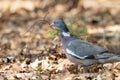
66 39 107 59
66 39 120 65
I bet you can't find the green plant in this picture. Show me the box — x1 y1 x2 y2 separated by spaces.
46 29 59 38
67 22 88 39
35 68 43 72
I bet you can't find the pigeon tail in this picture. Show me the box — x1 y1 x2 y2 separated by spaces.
97 53 120 63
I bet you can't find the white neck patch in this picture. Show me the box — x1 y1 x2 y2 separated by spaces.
62 32 71 37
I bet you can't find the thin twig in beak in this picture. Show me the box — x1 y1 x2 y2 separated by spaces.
50 23 56 30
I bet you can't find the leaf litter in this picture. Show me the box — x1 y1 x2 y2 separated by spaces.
0 0 120 80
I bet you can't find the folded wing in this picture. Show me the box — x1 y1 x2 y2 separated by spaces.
66 39 108 59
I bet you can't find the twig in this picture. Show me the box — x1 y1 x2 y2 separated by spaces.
23 12 51 35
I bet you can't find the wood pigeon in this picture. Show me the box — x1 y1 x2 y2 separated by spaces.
51 19 120 68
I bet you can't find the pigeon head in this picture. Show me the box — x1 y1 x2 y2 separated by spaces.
52 19 69 32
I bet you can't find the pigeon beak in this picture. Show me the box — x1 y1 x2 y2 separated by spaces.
50 23 56 30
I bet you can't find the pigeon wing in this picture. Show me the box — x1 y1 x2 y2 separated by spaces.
66 39 108 59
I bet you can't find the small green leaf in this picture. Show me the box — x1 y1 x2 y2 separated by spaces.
81 26 87 34
35 68 43 72
46 30 58 38
31 36 36 42
79 67 84 73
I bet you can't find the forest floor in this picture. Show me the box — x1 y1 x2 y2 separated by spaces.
0 0 120 80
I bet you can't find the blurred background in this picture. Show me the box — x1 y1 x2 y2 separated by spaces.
0 0 120 56
0 0 120 79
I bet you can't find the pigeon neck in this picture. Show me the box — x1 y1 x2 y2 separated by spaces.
61 31 71 37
